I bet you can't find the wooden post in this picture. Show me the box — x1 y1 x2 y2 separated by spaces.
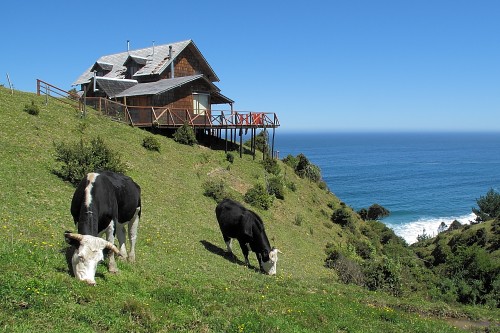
252 127 256 160
6 73 13 94
239 127 243 158
225 126 228 153
271 127 276 160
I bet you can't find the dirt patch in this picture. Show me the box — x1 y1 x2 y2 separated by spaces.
445 318 498 330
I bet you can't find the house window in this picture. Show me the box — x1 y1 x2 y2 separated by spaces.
126 65 139 79
193 93 209 115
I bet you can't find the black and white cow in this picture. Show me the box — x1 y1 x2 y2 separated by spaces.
64 171 141 285
215 198 280 275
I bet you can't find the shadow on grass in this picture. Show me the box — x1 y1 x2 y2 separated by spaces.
200 240 260 271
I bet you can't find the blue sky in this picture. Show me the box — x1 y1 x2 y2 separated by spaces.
2 1 499 132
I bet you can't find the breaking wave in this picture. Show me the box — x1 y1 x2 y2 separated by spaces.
385 213 477 245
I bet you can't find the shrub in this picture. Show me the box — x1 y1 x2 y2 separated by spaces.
473 188 500 222
226 152 234 164
358 208 368 220
363 257 403 297
282 154 298 169
24 100 40 115
173 123 197 146
325 247 364 286
331 208 351 227
416 229 432 243
142 135 161 152
244 183 273 210
68 88 80 100
245 130 270 156
267 176 285 200
53 136 125 185
262 157 280 175
354 239 375 260
203 179 228 203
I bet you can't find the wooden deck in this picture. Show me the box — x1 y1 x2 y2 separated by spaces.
36 79 280 158
82 97 280 130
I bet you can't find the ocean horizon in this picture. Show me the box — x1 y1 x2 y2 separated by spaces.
274 131 500 244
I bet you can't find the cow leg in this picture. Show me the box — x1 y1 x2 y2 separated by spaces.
127 207 140 263
105 221 119 273
223 235 232 253
115 222 128 260
256 253 264 272
238 240 251 267
223 235 236 261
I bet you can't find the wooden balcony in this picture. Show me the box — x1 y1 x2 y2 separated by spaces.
82 97 280 130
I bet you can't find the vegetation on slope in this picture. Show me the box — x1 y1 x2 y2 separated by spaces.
0 87 498 332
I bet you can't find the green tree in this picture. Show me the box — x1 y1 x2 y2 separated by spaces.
473 188 500 222
173 123 197 146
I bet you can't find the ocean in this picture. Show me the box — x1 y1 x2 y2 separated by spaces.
275 132 500 244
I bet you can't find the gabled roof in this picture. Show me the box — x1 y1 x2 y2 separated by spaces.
125 55 148 66
92 61 113 71
72 40 219 86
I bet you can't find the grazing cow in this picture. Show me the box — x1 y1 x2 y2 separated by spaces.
64 171 141 285
215 198 280 275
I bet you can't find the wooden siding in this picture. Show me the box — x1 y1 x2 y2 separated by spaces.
161 47 205 79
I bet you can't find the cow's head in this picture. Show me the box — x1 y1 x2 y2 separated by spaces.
261 248 281 275
64 232 120 285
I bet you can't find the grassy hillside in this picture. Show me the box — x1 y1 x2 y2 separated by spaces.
0 86 497 332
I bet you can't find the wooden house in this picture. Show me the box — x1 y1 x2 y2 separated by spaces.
71 39 279 156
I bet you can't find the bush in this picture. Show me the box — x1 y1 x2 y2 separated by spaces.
473 188 500 222
331 208 351 227
245 130 270 156
53 136 125 185
142 135 161 152
267 176 285 200
244 183 273 210
282 154 298 169
325 247 364 286
24 100 40 116
226 152 234 164
363 257 403 297
262 157 280 175
203 179 228 203
173 123 197 146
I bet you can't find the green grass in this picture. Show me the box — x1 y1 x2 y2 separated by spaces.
0 86 498 332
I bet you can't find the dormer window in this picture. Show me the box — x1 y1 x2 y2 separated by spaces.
91 62 113 77
124 55 147 79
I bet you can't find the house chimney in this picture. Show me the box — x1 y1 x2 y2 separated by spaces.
93 71 98 92
127 40 130 54
169 45 174 78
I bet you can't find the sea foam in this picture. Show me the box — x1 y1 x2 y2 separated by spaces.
385 213 477 244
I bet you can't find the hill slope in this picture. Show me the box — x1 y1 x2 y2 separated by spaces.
0 87 497 332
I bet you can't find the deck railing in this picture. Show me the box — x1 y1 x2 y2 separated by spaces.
36 79 81 109
81 97 280 129
36 80 280 130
